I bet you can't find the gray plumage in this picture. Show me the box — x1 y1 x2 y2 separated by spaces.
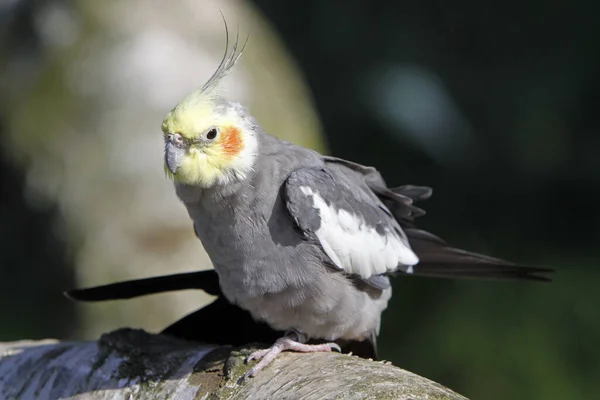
173 101 550 353
177 129 393 343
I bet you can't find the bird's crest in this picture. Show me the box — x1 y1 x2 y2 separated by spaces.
173 17 248 113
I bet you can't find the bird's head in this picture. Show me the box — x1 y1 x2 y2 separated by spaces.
161 27 257 188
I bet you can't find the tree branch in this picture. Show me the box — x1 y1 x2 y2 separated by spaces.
0 329 467 399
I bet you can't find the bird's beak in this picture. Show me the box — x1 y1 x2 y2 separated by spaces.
165 142 186 175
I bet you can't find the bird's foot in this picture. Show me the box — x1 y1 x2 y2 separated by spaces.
241 336 340 382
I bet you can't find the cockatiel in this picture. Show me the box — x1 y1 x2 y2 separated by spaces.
67 26 552 380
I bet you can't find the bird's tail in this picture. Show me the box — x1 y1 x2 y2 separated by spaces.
404 228 553 281
64 270 220 301
382 184 554 282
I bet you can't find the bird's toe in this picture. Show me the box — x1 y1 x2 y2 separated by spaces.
245 348 271 363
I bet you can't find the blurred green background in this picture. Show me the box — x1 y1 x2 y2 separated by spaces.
1 1 598 399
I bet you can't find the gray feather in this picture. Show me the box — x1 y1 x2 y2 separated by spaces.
178 133 390 343
200 16 248 95
284 167 418 280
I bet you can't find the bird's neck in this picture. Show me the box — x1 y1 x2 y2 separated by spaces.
174 171 255 208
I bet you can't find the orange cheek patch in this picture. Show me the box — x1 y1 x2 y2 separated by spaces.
220 126 245 157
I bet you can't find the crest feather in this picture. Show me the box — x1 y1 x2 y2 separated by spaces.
177 16 248 110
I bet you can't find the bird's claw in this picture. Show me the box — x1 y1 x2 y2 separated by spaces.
328 342 342 353
239 337 341 383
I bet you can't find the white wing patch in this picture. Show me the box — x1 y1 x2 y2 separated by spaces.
299 186 419 279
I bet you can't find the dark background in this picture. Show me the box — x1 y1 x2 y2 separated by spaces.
1 1 598 399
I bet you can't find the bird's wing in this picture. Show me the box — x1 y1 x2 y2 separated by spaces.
322 156 429 221
284 167 419 281
323 156 553 281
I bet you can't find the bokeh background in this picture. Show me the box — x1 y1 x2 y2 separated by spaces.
1 1 598 399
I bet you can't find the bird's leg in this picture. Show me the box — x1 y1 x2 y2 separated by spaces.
242 330 340 380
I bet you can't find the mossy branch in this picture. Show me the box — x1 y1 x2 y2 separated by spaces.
0 329 467 399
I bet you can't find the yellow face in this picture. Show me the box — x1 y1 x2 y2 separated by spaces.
161 102 257 188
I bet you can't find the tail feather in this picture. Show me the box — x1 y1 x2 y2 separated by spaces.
379 184 554 282
405 228 553 282
161 296 282 346
64 270 221 301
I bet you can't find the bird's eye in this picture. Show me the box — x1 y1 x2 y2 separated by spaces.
206 128 219 140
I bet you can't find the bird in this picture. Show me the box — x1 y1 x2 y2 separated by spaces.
66 24 553 381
